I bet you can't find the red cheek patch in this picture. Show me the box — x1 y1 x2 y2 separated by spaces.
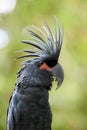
39 63 51 71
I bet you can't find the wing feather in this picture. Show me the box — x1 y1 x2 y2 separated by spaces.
7 91 20 130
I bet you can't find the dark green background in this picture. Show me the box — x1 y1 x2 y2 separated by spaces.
0 0 87 130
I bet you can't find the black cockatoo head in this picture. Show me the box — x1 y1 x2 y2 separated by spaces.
18 18 64 89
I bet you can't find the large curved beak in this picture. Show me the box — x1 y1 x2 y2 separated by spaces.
51 63 64 90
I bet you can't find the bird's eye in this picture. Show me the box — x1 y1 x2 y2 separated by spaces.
45 60 57 68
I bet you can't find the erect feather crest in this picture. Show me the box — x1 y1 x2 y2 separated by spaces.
18 18 63 64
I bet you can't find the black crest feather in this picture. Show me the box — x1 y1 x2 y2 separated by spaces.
18 18 63 64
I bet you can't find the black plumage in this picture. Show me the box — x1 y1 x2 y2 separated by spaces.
7 18 64 130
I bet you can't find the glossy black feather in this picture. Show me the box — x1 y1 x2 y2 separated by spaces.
22 40 43 50
17 54 39 59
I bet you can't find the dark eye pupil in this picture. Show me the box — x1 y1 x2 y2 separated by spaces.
46 60 57 68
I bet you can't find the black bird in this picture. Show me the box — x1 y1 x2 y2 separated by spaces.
7 18 64 130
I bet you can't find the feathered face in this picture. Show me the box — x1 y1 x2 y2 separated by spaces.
18 18 64 89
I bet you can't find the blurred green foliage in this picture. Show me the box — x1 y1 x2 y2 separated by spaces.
0 0 87 130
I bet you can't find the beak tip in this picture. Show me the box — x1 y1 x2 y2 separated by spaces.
51 63 64 90
55 82 60 90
